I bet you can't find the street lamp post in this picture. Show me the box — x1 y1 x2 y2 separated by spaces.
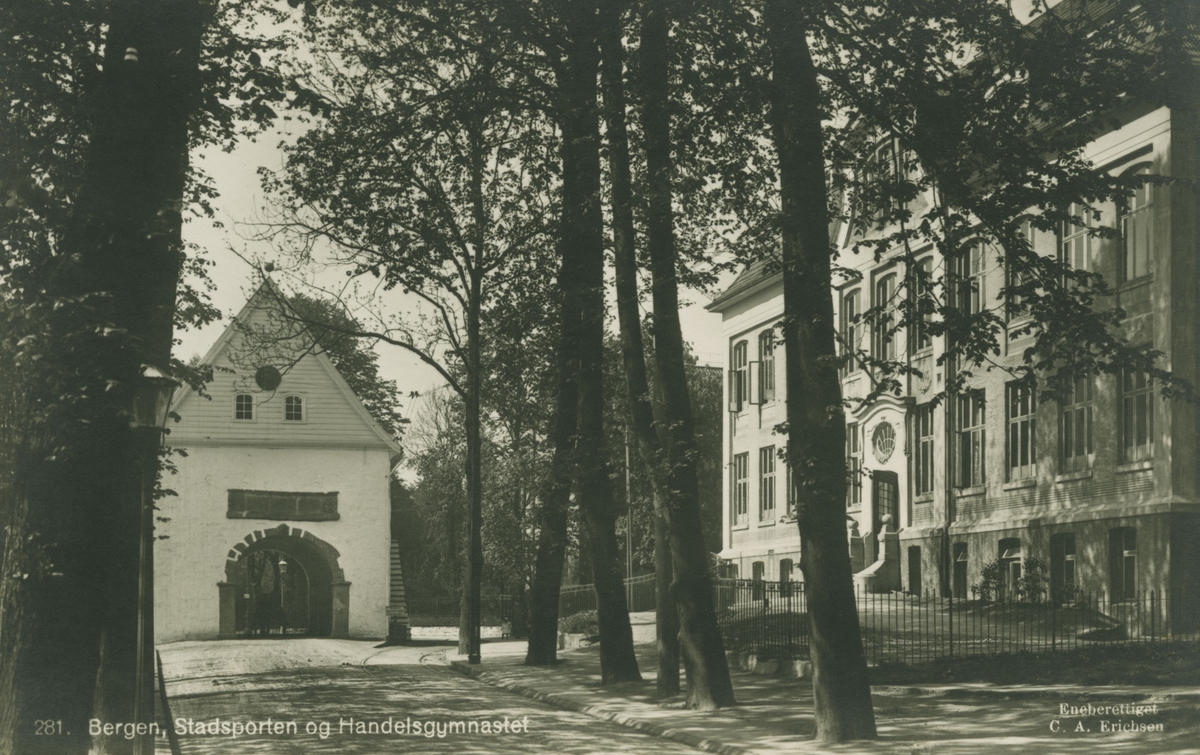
129 366 179 755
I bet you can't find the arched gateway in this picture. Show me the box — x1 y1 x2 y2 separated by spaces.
217 524 350 639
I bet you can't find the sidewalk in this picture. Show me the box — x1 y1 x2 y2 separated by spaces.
448 641 1200 755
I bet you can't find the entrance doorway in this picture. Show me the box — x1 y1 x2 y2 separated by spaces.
220 524 348 639
872 471 899 562
907 546 922 596
233 549 313 636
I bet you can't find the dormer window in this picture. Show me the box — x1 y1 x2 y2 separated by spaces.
285 395 304 422
235 394 254 420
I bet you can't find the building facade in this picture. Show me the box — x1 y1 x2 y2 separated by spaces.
156 285 406 642
709 102 1200 631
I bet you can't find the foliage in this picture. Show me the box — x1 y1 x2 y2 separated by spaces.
971 557 1048 603
1017 557 1049 604
688 0 1191 407
606 332 724 570
558 610 599 635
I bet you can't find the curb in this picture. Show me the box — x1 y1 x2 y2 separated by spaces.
449 660 751 755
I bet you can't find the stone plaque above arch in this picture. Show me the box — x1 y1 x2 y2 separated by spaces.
227 489 339 521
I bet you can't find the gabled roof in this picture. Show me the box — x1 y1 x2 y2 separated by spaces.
171 280 403 463
705 256 782 313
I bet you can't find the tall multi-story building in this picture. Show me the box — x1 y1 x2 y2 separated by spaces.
708 88 1200 630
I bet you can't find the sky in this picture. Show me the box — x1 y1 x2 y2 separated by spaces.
178 132 732 411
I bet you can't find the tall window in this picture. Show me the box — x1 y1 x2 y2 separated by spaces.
730 341 748 412
759 330 776 401
956 245 985 315
1050 533 1077 603
998 538 1022 600
957 391 986 488
874 274 897 361
235 394 254 420
846 422 862 507
780 558 794 598
1061 202 1097 273
759 446 776 522
1109 528 1137 601
1059 375 1093 473
914 403 935 496
911 257 934 352
841 289 861 376
952 543 968 598
1006 221 1034 321
751 561 766 600
285 395 304 421
1121 370 1154 462
1122 166 1152 282
1006 382 1036 481
784 460 797 518
864 138 898 225
732 453 749 526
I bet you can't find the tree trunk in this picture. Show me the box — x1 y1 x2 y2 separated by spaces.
459 126 488 663
763 0 877 742
524 151 585 668
640 0 735 710
599 0 680 695
1 2 206 753
559 0 641 684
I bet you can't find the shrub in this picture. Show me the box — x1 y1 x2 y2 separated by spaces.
558 610 599 635
971 556 1049 603
971 559 1004 602
1017 557 1048 603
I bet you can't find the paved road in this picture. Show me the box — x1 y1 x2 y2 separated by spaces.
155 639 704 755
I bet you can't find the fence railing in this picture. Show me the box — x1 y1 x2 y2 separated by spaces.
714 578 1199 665
410 576 1197 666
558 574 657 616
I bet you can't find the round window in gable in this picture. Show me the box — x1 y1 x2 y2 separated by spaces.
872 421 895 463
255 365 282 391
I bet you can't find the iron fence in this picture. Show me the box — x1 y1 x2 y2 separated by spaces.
410 576 1196 666
714 578 1199 665
557 574 657 616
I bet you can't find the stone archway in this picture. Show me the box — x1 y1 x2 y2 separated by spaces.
217 524 350 639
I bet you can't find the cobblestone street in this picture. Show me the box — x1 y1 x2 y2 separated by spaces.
155 639 705 755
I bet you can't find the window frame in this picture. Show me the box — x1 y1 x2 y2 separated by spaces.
998 538 1023 600
759 446 776 523
1059 375 1094 473
1050 532 1077 603
1060 202 1098 276
732 452 750 527
956 390 986 488
1006 382 1036 481
284 394 306 423
846 422 863 508
873 273 898 362
759 329 776 402
730 340 749 412
840 289 862 376
1109 527 1137 602
956 245 986 316
784 459 797 519
1120 164 1153 283
914 403 935 497
234 393 255 421
1121 369 1154 463
1006 220 1036 322
910 257 934 353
